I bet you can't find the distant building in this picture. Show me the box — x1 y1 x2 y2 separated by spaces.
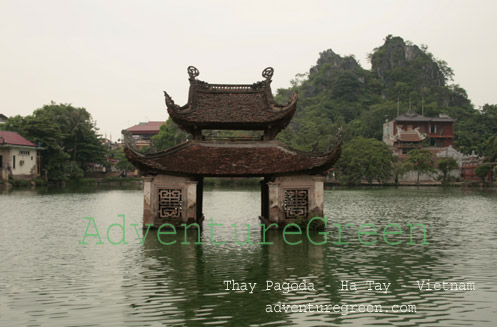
124 121 165 149
0 114 8 124
382 110 464 183
383 110 456 156
0 131 40 181
460 152 487 181
435 145 464 166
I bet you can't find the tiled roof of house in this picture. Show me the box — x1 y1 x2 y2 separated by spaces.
394 110 456 122
0 131 36 147
397 131 425 142
126 121 165 134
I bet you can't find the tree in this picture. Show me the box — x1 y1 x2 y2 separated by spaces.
475 164 492 183
406 149 435 184
111 147 134 172
5 102 106 183
437 157 459 183
393 160 413 184
484 133 497 163
66 108 87 162
152 118 187 151
34 102 105 170
335 137 393 185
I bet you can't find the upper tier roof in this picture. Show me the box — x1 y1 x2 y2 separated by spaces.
123 138 342 177
164 66 298 136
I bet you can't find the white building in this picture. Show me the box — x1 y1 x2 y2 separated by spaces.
0 131 40 181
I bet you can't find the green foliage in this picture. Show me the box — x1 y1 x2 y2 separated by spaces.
273 35 479 154
110 147 134 171
4 102 106 183
483 133 497 163
66 161 84 180
8 178 31 187
455 104 497 154
152 118 187 151
142 35 495 182
437 157 459 182
34 178 47 186
474 164 492 182
393 160 413 184
406 149 436 183
335 137 393 185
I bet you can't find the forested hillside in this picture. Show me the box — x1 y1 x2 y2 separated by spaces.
275 35 495 155
154 35 497 159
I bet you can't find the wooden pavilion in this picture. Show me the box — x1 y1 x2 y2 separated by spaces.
124 67 342 228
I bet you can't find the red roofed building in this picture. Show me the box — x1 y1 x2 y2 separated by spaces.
0 131 40 181
124 121 165 149
383 109 455 157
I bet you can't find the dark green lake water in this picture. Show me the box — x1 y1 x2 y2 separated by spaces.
1 186 496 326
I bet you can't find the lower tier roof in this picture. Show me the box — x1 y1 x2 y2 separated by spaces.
124 139 341 177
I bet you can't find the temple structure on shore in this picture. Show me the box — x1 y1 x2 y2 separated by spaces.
124 66 342 228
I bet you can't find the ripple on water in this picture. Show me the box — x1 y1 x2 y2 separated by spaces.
0 187 496 326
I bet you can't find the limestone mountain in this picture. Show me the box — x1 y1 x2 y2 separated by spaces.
275 35 489 154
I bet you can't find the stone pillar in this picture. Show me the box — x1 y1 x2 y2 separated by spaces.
267 180 281 224
143 176 154 226
142 174 199 228
311 175 325 218
263 175 324 228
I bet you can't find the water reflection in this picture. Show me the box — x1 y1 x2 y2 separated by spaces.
0 187 496 326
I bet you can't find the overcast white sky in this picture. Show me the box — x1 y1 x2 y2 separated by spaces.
1 0 496 140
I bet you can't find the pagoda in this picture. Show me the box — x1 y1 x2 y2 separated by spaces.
124 66 342 228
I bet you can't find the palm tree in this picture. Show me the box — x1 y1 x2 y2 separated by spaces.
66 109 88 162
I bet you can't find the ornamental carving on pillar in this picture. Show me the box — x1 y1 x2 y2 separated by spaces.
283 189 309 219
158 188 183 219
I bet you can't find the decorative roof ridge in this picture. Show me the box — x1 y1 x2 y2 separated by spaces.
164 66 280 112
163 66 298 137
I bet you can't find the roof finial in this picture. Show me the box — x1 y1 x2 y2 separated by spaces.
187 66 199 79
262 67 274 80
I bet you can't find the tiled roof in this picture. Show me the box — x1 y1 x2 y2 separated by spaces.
0 131 36 147
126 121 165 134
124 139 341 177
394 111 456 122
397 131 425 142
164 67 297 135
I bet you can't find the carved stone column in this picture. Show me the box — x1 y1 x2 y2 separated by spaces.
264 175 324 228
143 174 198 228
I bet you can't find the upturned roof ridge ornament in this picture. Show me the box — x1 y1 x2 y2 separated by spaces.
163 91 175 107
188 66 199 80
121 130 139 152
262 67 274 80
